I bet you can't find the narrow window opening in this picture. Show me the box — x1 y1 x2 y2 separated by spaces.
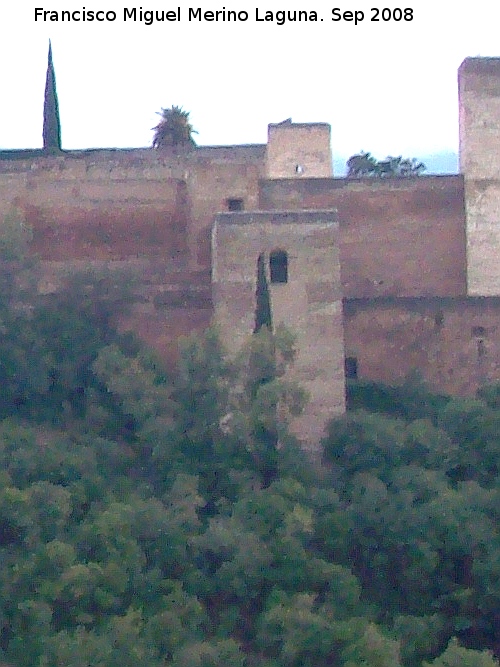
227 198 244 211
345 357 358 380
295 164 304 175
434 310 444 328
269 250 288 284
477 339 486 358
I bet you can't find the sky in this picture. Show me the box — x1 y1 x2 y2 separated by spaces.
1 1 500 159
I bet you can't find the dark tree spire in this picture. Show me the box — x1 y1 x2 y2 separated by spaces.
43 40 61 152
254 253 273 333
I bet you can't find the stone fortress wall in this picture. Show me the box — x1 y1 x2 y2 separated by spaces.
260 175 467 299
1 57 500 441
0 145 266 357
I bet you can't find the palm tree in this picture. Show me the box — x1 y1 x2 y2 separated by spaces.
151 106 197 149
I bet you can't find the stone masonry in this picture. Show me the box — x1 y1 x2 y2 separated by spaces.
212 211 344 449
459 58 500 295
1 58 500 446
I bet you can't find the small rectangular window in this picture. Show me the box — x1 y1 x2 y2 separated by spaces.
227 198 244 211
270 250 288 284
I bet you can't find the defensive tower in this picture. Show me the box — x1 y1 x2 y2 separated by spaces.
459 57 500 295
212 210 345 450
266 121 333 179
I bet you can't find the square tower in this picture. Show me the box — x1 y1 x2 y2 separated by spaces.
266 121 333 179
459 57 500 295
212 210 345 451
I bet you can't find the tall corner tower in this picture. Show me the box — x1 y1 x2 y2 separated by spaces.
266 121 333 179
212 210 345 452
459 57 500 295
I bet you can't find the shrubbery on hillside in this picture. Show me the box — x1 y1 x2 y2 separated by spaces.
0 219 499 665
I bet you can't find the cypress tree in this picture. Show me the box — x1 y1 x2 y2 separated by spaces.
250 253 278 486
43 40 61 152
254 253 272 333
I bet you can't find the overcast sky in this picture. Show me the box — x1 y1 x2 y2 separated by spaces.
1 1 499 158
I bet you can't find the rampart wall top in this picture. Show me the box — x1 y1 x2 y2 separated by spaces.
0 144 267 176
0 142 268 269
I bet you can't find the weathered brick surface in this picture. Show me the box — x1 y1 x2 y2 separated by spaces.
266 123 332 179
0 146 267 268
344 297 500 395
260 176 467 298
0 147 267 367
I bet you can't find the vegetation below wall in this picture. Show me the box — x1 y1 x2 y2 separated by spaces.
0 218 500 666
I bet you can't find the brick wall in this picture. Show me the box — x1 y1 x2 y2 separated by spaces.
0 146 265 358
260 176 467 298
344 296 500 395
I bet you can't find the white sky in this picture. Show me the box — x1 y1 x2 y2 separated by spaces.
1 1 499 158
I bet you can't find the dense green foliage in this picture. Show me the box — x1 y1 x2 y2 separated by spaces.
0 213 499 666
152 106 197 149
346 151 426 177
